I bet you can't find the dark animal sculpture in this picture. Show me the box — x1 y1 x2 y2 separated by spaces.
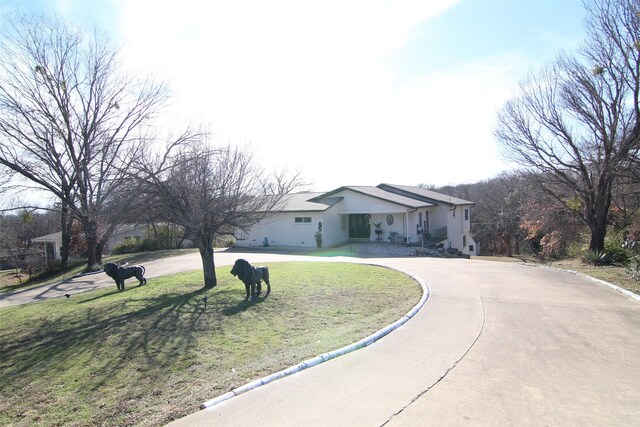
104 262 147 291
230 258 271 300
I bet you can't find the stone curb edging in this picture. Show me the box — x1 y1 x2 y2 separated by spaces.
520 263 640 302
200 266 430 410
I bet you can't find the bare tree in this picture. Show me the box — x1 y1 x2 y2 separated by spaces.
0 12 168 269
0 165 14 199
495 0 640 253
136 138 303 288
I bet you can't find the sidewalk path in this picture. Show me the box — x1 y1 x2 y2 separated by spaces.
2 254 639 425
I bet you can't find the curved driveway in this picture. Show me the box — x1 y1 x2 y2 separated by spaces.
2 252 640 425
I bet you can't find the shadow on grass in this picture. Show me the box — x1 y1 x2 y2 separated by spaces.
221 294 268 316
0 287 214 395
0 281 275 394
78 289 124 303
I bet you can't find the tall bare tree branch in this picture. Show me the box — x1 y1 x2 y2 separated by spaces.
0 12 170 269
135 137 303 288
495 0 640 253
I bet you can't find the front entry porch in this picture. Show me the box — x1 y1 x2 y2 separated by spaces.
348 214 370 239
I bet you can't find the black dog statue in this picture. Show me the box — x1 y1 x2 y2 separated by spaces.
230 258 270 300
104 262 147 291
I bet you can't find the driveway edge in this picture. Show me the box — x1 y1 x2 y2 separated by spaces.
200 265 430 410
522 263 640 302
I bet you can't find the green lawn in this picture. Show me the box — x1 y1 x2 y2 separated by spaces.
0 262 420 427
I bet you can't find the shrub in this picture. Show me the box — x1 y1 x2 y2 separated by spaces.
603 233 630 265
582 230 634 266
582 250 610 266
628 255 640 283
113 225 187 254
113 238 144 254
567 240 587 259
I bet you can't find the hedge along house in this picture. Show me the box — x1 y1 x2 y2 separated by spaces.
235 183 477 255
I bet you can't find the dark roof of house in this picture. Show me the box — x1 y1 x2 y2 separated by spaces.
377 183 474 206
32 224 150 243
272 192 342 212
243 184 474 213
32 231 62 242
311 186 435 209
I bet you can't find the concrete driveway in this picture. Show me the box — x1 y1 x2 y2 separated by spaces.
2 252 639 425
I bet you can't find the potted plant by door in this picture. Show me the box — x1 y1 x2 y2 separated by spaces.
373 222 383 242
314 221 323 248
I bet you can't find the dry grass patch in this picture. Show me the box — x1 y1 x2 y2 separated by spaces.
549 258 640 295
475 255 640 295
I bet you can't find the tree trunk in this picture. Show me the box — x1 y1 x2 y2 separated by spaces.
95 240 105 265
588 223 607 253
198 238 217 288
84 220 99 270
504 234 512 257
59 202 72 270
586 177 613 253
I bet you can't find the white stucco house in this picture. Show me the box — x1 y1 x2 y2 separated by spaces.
235 183 477 255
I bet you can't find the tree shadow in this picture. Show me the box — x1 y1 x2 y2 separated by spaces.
221 293 268 316
0 287 212 396
78 289 122 303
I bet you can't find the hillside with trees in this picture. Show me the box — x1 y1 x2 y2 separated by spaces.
430 0 640 284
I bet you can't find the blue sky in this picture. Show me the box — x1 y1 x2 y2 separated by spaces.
1 0 587 191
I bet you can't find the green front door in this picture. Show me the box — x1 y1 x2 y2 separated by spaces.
349 214 370 239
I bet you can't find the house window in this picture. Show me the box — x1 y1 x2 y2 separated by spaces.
295 217 312 224
465 209 469 221
463 235 467 247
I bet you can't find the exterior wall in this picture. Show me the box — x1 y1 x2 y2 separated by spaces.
321 212 347 247
237 212 324 249
45 242 60 263
33 234 63 261
368 213 405 243
429 206 449 236
404 204 476 255
50 238 62 261
445 205 475 255
403 206 451 245
325 190 415 244
331 190 410 214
